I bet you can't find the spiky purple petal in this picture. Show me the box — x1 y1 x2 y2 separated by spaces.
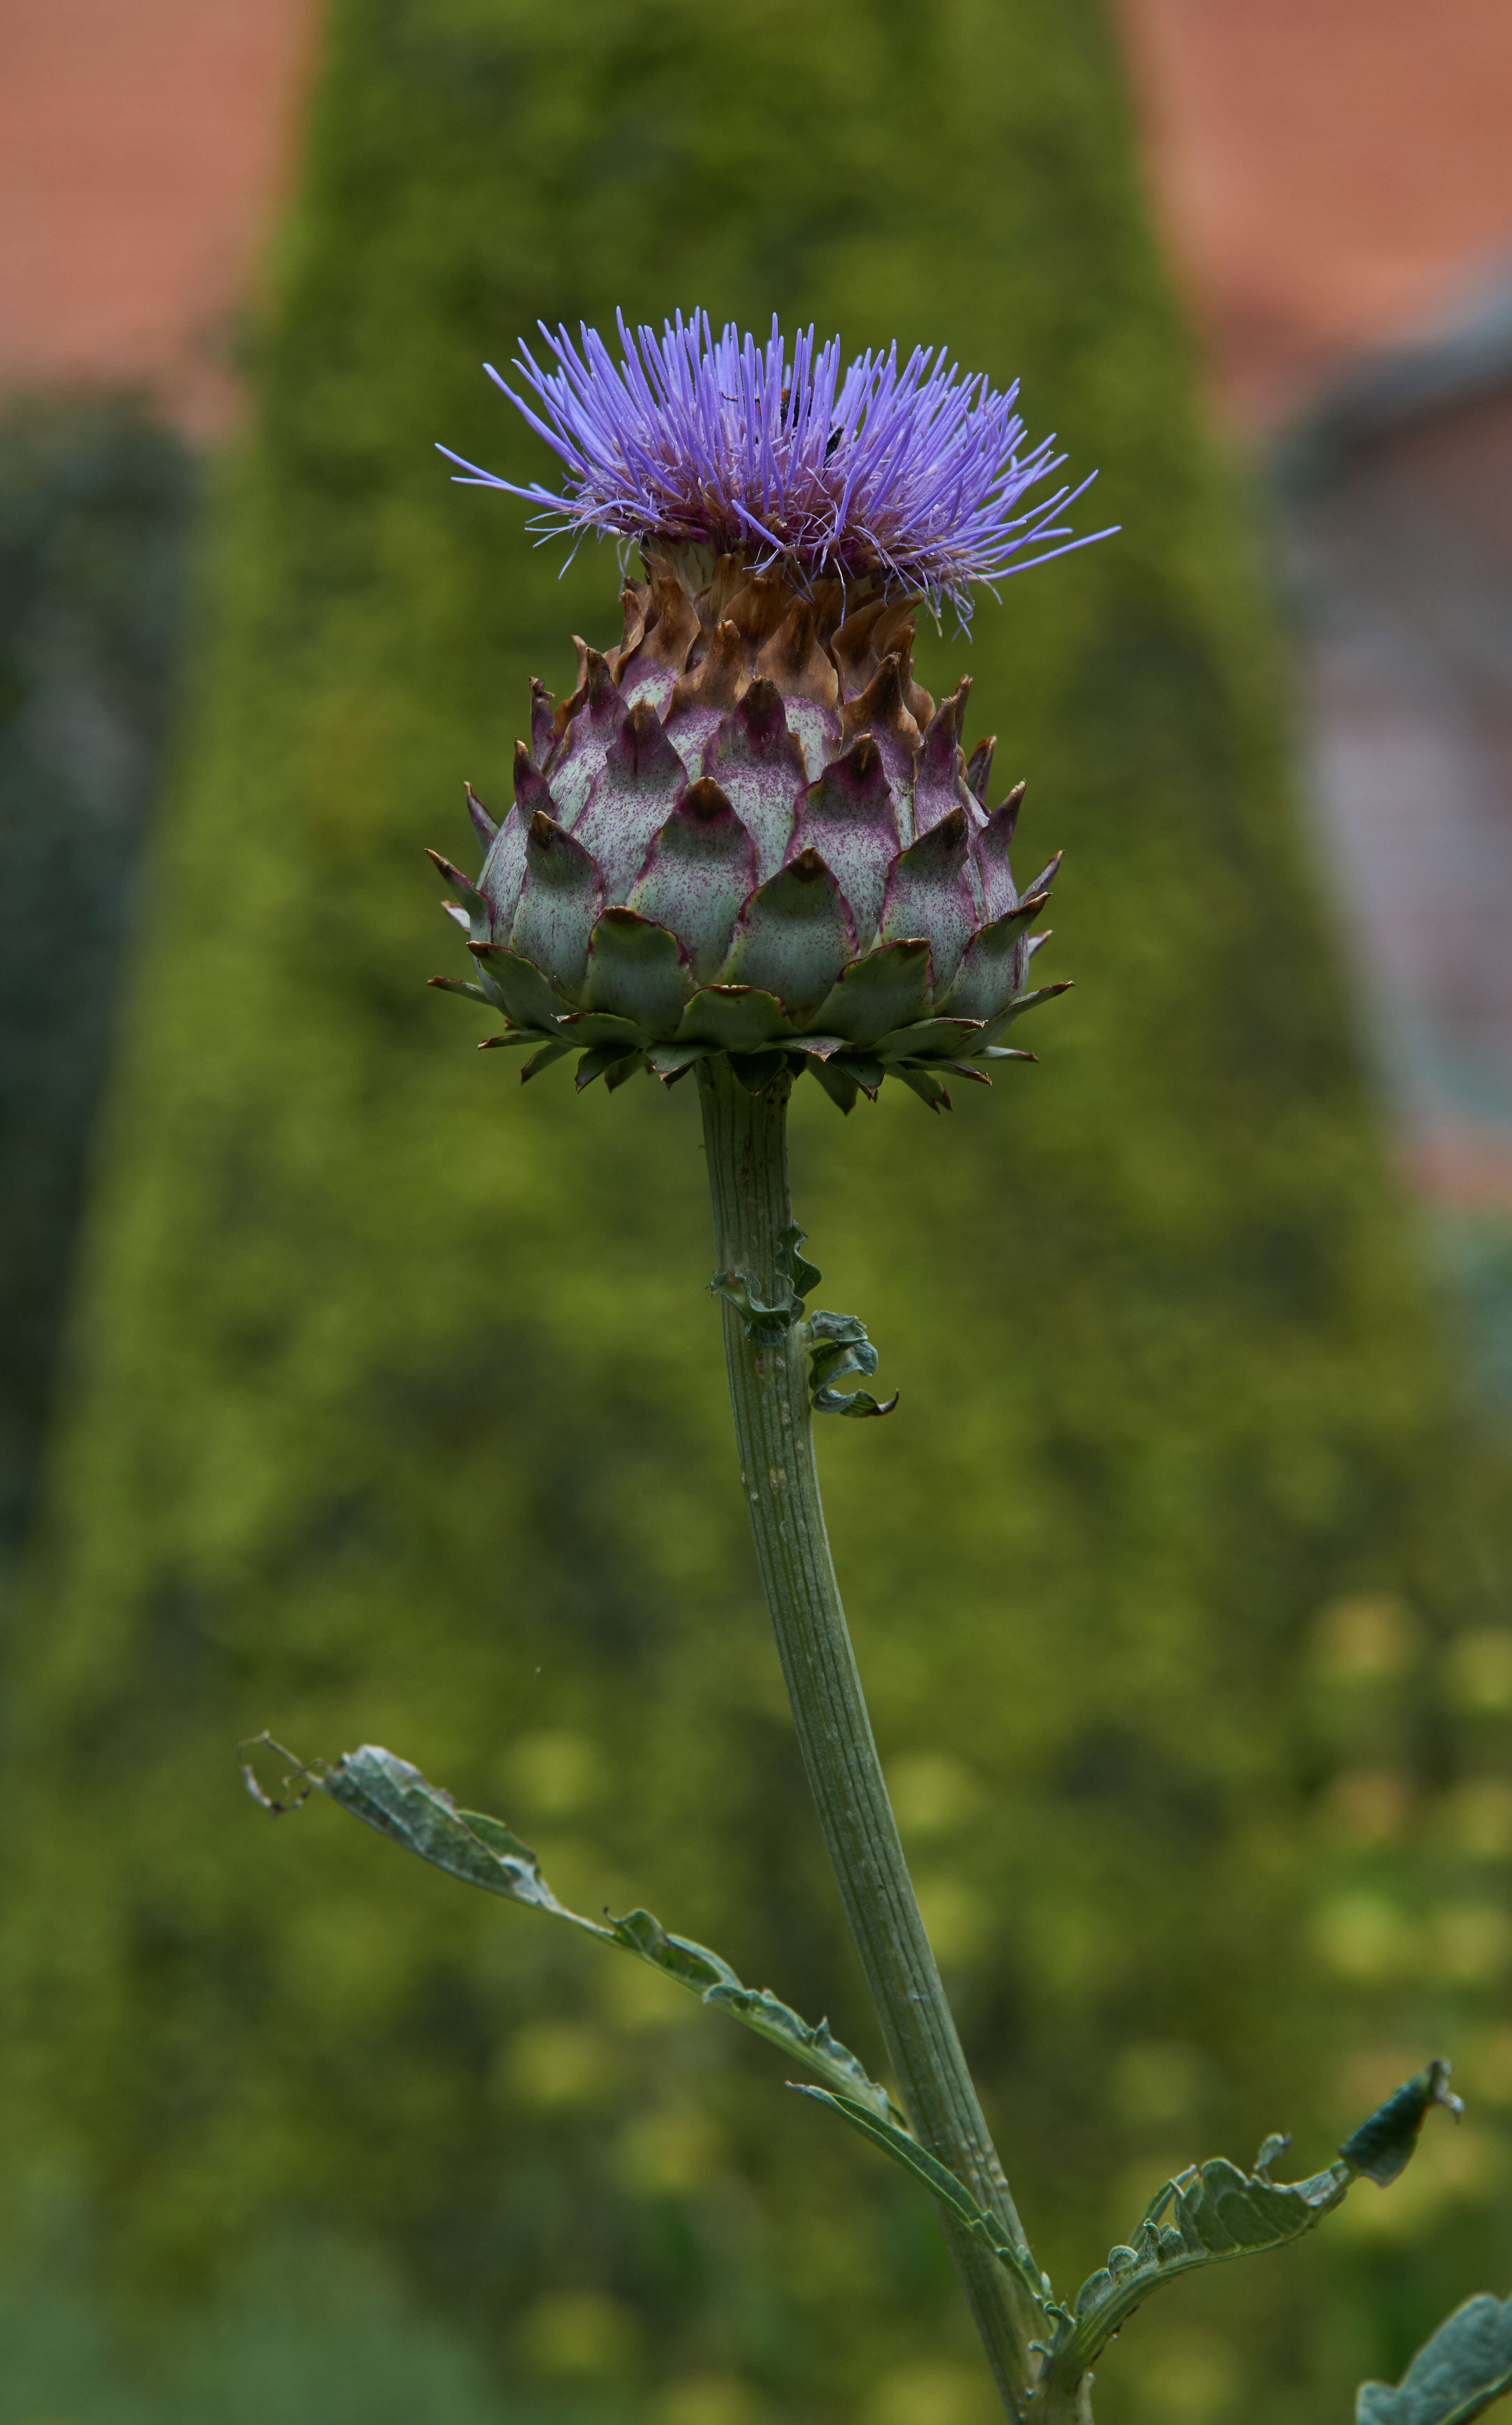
440 310 1113 618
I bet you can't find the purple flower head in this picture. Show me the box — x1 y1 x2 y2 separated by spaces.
439 310 1113 620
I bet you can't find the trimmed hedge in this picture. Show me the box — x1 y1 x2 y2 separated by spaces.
7 0 1506 2416
0 397 196 1559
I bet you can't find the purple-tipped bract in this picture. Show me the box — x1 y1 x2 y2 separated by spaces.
440 310 1112 619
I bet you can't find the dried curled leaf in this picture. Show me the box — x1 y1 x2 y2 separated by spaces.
708 1222 820 1343
803 1308 899 1419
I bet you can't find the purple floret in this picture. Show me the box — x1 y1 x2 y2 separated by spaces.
439 310 1113 618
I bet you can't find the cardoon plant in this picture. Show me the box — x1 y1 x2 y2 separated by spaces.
250 315 1508 2425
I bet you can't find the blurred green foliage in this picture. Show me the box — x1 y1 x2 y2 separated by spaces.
0 396 197 1558
5 0 1512 2420
0 2196 538 2425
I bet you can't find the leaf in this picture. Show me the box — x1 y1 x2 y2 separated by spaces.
323 1744 573 1919
709 1267 800 1342
776 1222 821 1302
804 1308 898 1418
1357 2293 1512 2425
1035 2062 1462 2401
316 1746 891 2118
705 1986 890 2112
793 2086 1047 2310
1340 2060 1463 2185
1040 2154 1352 2387
806 1310 877 1386
709 1227 820 1340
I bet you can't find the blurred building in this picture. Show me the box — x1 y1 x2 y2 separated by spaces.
0 0 313 432
1275 276 1512 1208
1115 0 1512 430
1118 0 1512 1399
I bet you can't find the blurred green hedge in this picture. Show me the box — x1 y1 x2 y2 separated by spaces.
0 396 196 1559
5 0 1508 2419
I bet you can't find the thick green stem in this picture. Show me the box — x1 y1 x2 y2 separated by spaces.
698 1060 1039 2414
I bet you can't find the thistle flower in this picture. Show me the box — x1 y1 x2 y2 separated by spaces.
431 313 1108 1110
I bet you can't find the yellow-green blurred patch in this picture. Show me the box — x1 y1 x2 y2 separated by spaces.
866 2357 999 2425
498 2021 620 2111
518 2290 640 2381
493 1729 601 1820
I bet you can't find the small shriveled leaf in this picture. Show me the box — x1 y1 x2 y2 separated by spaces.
709 1268 801 1342
776 1222 822 1302
1357 2293 1512 2425
804 1309 898 1418
315 1747 890 2117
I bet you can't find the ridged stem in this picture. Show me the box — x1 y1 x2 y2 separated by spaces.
697 1059 1038 2416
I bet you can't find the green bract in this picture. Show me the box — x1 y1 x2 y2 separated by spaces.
431 551 1067 1109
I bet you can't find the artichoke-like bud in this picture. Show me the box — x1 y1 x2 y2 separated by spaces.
432 315 1106 1109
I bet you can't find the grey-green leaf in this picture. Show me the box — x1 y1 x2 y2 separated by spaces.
317 1746 890 2118
706 1988 892 2114
1357 2294 1512 2425
776 1222 821 1302
1036 2061 1462 2402
1340 2060 1463 2186
324 1745 576 1921
793 2086 1046 2309
804 1308 898 1417
709 1267 801 1342
1037 2155 1353 2395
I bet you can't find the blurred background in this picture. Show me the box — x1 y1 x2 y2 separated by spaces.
2 4 1511 2422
